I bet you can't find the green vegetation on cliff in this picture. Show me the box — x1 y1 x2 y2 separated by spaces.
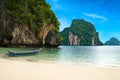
0 0 61 47
4 0 59 35
60 19 103 45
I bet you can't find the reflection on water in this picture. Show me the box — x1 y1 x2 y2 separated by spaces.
1 46 120 67
58 46 120 66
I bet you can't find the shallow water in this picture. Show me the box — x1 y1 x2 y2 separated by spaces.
1 46 120 67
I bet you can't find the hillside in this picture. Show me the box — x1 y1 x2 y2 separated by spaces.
104 37 120 45
60 19 103 46
0 0 61 47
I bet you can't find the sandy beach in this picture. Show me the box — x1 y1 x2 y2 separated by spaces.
0 58 120 80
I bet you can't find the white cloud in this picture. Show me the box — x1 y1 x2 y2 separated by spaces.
52 3 61 10
51 3 69 13
59 17 70 31
84 13 107 21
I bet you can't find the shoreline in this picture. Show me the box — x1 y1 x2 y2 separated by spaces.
1 56 120 68
1 58 120 80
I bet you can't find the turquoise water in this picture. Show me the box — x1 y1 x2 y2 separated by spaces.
1 46 120 67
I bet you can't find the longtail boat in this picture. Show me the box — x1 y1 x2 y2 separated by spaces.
6 49 40 57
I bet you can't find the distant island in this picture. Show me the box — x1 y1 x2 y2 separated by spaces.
0 0 61 47
104 37 120 45
60 19 103 46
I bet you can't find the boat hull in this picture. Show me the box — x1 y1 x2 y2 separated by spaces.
7 50 39 57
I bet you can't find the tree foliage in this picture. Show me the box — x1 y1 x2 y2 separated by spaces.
5 0 60 36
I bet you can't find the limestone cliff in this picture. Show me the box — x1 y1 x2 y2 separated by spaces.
60 19 103 46
45 31 61 47
39 23 53 45
0 0 61 47
12 24 38 44
69 31 80 45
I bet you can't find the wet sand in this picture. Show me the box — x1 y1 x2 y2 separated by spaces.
0 58 120 80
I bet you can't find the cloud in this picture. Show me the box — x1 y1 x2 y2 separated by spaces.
59 17 70 31
84 13 107 21
52 3 61 10
51 3 69 13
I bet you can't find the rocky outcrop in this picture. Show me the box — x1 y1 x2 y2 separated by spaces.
91 36 95 46
39 23 53 45
0 0 61 47
39 23 60 47
60 19 103 46
0 22 60 47
45 31 61 47
12 24 38 44
69 31 80 45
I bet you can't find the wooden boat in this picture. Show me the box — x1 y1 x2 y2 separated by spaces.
7 49 40 57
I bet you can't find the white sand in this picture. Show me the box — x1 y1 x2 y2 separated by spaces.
0 58 120 80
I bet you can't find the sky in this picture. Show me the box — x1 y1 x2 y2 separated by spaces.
46 0 120 43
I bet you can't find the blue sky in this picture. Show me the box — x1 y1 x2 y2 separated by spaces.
46 0 120 43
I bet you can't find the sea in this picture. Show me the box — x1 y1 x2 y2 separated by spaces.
0 46 120 67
